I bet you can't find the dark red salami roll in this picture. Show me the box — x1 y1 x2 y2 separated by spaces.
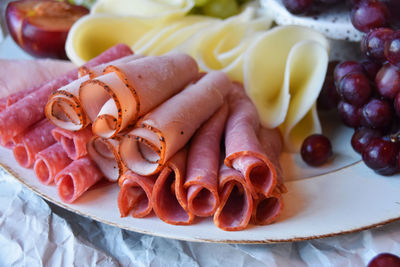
13 119 56 168
34 143 72 185
0 43 132 146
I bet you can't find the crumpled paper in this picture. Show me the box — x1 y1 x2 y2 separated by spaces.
1 168 399 267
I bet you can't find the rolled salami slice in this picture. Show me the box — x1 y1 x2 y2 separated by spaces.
213 164 253 231
79 53 198 138
55 156 103 203
52 127 93 160
13 119 56 168
118 170 156 218
224 82 278 198
251 190 283 225
152 149 194 225
34 143 72 185
87 135 124 182
120 71 232 176
0 43 132 146
184 103 228 217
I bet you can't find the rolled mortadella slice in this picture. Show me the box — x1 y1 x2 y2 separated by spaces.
184 103 229 217
55 156 104 203
0 43 133 146
118 170 156 218
120 71 232 176
45 75 90 131
87 135 123 182
52 127 93 160
79 53 199 138
13 120 56 168
224 82 278 198
152 149 194 225
213 164 253 231
34 143 72 185
251 190 283 225
78 54 144 78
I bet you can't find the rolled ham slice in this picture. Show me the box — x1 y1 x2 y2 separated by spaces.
79 53 199 138
152 149 194 225
118 170 156 218
184 103 228 217
224 82 278 198
120 71 232 176
52 127 93 160
0 43 132 146
87 135 123 182
251 190 283 225
55 156 103 203
213 164 253 231
13 119 56 168
34 143 72 185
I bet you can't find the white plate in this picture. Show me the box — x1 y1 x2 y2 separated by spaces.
1 38 399 244
260 0 363 42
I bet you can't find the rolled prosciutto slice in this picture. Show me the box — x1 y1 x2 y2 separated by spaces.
224 82 278 198
152 149 194 225
55 156 103 203
13 119 56 168
120 71 232 176
118 170 156 218
79 53 198 138
213 164 253 231
34 143 72 185
87 135 123 182
0 43 132 146
184 103 228 217
52 127 93 160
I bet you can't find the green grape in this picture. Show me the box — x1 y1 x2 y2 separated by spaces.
194 0 211 7
202 0 239 19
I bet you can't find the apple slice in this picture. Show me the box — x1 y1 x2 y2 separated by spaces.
6 0 89 59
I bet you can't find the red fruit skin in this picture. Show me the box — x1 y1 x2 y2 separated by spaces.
375 63 400 99
367 253 400 267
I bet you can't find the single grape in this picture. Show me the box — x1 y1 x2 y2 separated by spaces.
362 138 399 175
338 101 362 127
301 134 333 166
384 30 400 69
334 61 364 85
375 62 400 99
202 0 239 19
367 253 400 267
338 72 372 106
282 0 314 14
362 98 393 128
361 59 381 80
351 126 382 154
361 28 394 62
351 1 389 32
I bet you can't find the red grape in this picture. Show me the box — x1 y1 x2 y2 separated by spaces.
351 126 382 154
317 61 340 110
362 138 399 175
301 134 333 166
334 61 364 85
361 59 381 80
375 63 400 99
367 253 400 267
362 98 393 128
282 0 314 14
338 101 362 127
338 72 372 106
351 1 389 32
384 30 400 68
394 92 400 116
361 28 394 62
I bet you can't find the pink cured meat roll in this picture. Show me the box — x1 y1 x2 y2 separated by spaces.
87 135 124 182
46 54 144 131
34 143 72 185
118 170 156 218
55 156 103 203
13 119 56 168
0 43 132 146
224 82 278 198
152 149 194 225
251 191 283 225
79 53 199 138
213 164 253 231
52 127 93 160
184 103 229 217
120 71 232 176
